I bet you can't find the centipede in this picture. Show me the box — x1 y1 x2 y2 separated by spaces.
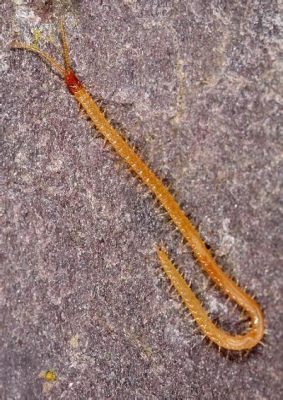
11 21 265 352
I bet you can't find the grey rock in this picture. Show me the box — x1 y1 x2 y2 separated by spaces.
1 1 282 399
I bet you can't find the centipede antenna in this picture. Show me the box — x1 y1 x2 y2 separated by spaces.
11 41 65 78
60 19 71 73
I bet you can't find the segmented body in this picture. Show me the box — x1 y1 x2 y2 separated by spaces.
70 76 264 351
11 24 265 351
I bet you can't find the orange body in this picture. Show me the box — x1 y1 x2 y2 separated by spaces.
12 23 265 351
70 75 264 351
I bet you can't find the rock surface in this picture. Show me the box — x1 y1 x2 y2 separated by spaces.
1 1 282 399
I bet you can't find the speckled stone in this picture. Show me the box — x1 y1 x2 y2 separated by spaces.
2 1 282 399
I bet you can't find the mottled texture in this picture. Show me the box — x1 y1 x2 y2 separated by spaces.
1 1 282 399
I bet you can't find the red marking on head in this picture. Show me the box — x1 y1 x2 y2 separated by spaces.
65 70 82 94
